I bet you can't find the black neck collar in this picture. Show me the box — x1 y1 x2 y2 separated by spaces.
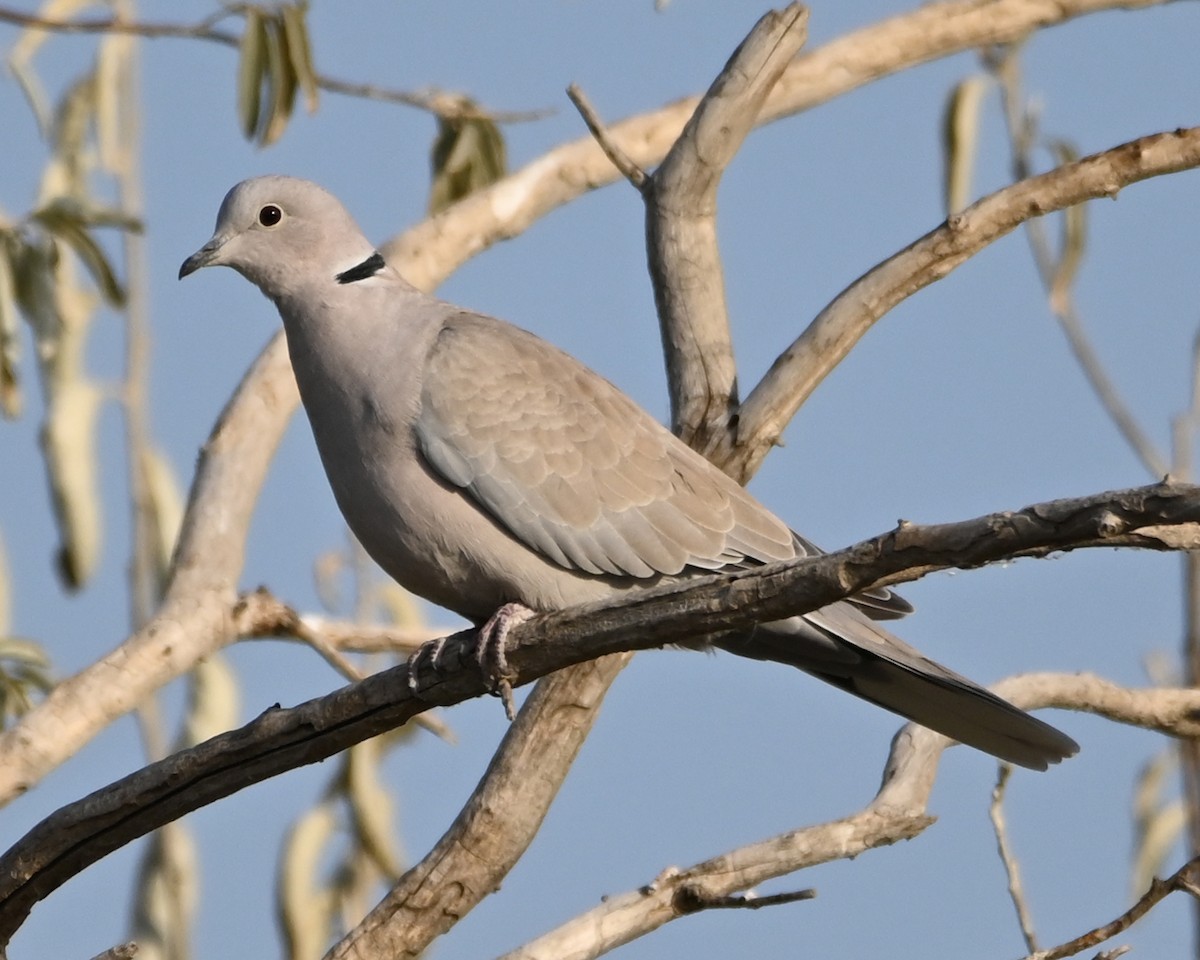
336 252 385 284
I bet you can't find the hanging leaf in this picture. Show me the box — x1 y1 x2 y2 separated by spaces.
346 739 403 879
130 824 198 960
376 580 422 630
428 101 507 214
1130 749 1186 898
1046 138 1086 313
278 801 339 960
32 201 128 307
0 242 21 419
179 654 240 750
41 377 103 589
280 2 320 115
139 446 185 592
0 637 54 727
50 73 97 196
7 58 52 141
259 13 298 148
941 74 990 217
237 6 269 141
0 530 9 638
9 232 62 353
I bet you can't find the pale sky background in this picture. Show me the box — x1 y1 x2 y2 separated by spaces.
3 1 1200 958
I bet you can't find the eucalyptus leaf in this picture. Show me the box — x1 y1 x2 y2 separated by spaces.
429 107 507 214
260 13 297 147
281 2 320 115
237 7 269 141
941 74 989 216
0 245 21 419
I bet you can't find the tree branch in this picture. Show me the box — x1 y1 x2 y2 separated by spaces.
325 653 632 960
492 670 1200 960
1026 854 1200 960
731 125 1200 478
383 0 1174 289
3 481 1200 946
0 6 544 121
644 4 808 451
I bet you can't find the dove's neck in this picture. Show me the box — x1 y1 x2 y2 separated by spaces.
276 273 447 433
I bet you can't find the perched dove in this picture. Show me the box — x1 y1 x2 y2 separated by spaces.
180 176 1078 770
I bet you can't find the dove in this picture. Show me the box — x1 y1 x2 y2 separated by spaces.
180 175 1078 770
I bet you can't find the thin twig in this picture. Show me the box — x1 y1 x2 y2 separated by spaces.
991 47 1168 479
735 124 1200 481
0 6 548 123
87 943 138 960
566 83 647 190
1026 855 1200 960
989 763 1039 952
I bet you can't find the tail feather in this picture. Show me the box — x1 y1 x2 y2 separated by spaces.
716 603 1078 771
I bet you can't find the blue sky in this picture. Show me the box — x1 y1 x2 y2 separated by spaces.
3 1 1200 957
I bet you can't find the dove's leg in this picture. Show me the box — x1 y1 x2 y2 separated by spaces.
475 602 535 720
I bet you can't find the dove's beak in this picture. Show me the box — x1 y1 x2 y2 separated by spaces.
178 235 228 279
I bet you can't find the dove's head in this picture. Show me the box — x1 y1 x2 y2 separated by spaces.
179 176 379 301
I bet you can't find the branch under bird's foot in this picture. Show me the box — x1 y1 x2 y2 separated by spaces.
475 602 535 720
406 635 450 698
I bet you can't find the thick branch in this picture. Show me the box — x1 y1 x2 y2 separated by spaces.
325 654 631 960
644 4 808 450
0 335 295 805
731 125 1200 478
2 482 1200 945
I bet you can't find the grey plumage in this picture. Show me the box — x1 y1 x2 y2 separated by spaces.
180 175 1078 770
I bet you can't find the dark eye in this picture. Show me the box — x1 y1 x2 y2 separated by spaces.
258 204 282 227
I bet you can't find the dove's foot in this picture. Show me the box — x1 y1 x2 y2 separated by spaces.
406 635 451 698
476 602 535 720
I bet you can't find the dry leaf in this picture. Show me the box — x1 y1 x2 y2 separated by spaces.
941 74 990 216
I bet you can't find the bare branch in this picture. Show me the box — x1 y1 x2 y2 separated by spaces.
0 6 545 122
384 0 1174 289
87 943 138 960
733 126 1200 479
495 668 1200 960
0 6 240 41
1025 855 1200 960
325 654 631 960
566 84 647 191
992 49 1168 478
0 335 296 806
991 764 1040 952
4 482 1200 946
644 4 808 455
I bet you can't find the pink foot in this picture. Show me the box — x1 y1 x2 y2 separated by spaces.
476 602 536 720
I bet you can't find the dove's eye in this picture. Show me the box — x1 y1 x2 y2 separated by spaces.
258 204 283 227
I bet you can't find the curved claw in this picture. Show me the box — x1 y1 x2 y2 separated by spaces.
406 635 450 698
475 602 536 720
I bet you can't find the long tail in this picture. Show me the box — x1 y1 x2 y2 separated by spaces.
716 602 1078 771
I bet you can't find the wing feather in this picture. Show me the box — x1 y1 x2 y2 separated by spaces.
415 314 809 582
